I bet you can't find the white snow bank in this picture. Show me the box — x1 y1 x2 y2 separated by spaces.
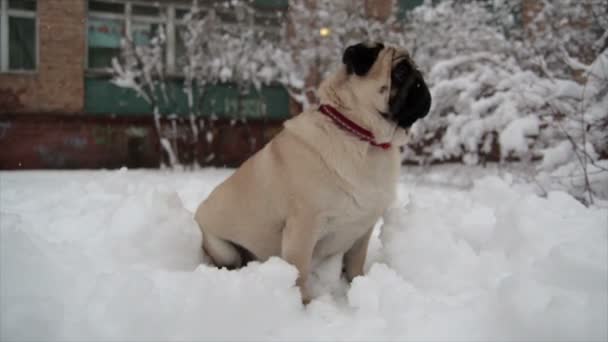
537 159 608 202
382 176 606 341
1 168 606 341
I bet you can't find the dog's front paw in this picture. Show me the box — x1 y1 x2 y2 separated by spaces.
299 286 312 305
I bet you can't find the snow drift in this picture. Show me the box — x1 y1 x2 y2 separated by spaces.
1 168 606 341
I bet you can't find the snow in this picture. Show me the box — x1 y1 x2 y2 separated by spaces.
1 167 606 341
110 0 607 175
537 159 608 202
540 141 574 171
499 116 540 159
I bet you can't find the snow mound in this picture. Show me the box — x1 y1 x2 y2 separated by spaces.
382 176 607 341
1 169 606 341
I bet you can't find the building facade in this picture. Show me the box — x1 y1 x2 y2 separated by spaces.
1 0 296 168
0 0 532 169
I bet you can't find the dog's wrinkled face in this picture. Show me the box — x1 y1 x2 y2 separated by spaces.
342 42 432 129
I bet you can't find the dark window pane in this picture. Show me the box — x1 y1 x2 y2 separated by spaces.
255 12 282 27
176 8 190 20
132 21 160 46
88 47 120 68
9 0 36 11
398 0 424 19
89 1 124 14
87 18 123 68
9 16 36 70
132 5 161 17
216 10 237 23
176 26 187 69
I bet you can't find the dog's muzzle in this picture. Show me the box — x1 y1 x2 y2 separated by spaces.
388 60 432 129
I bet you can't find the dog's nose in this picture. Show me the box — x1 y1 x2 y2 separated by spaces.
413 76 431 119
389 68 432 128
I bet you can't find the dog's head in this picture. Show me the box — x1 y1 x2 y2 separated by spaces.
342 42 431 129
318 42 431 143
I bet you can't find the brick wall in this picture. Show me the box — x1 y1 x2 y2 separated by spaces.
365 0 393 21
0 113 284 169
0 0 86 113
0 113 160 169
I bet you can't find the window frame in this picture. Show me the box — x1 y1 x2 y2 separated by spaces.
86 0 190 76
0 0 38 73
84 0 289 117
86 0 284 77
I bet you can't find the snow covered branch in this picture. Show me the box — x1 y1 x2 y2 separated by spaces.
108 0 607 201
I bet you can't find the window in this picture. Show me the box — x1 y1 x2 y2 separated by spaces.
0 0 37 72
87 0 285 73
399 0 425 17
87 1 125 69
87 1 185 72
87 1 123 69
398 0 449 19
85 0 289 119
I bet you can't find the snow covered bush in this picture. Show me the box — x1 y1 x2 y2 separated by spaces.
180 1 288 97
110 0 608 201
520 0 608 80
535 50 608 204
111 26 178 165
277 0 607 191
113 0 289 112
279 0 407 106
112 0 290 167
113 0 413 111
111 0 414 166
398 0 607 202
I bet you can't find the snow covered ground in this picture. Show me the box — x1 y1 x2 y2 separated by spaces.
1 166 606 341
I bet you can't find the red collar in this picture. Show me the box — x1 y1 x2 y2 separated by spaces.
318 104 391 150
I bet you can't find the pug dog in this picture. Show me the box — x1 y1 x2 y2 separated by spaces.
195 42 431 303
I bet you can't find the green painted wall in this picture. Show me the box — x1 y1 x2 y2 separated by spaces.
201 84 289 119
253 0 288 10
85 77 289 119
398 0 425 19
85 78 151 114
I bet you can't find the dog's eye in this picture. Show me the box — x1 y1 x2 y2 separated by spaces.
379 86 388 94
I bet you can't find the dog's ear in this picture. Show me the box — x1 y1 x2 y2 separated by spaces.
342 43 384 76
